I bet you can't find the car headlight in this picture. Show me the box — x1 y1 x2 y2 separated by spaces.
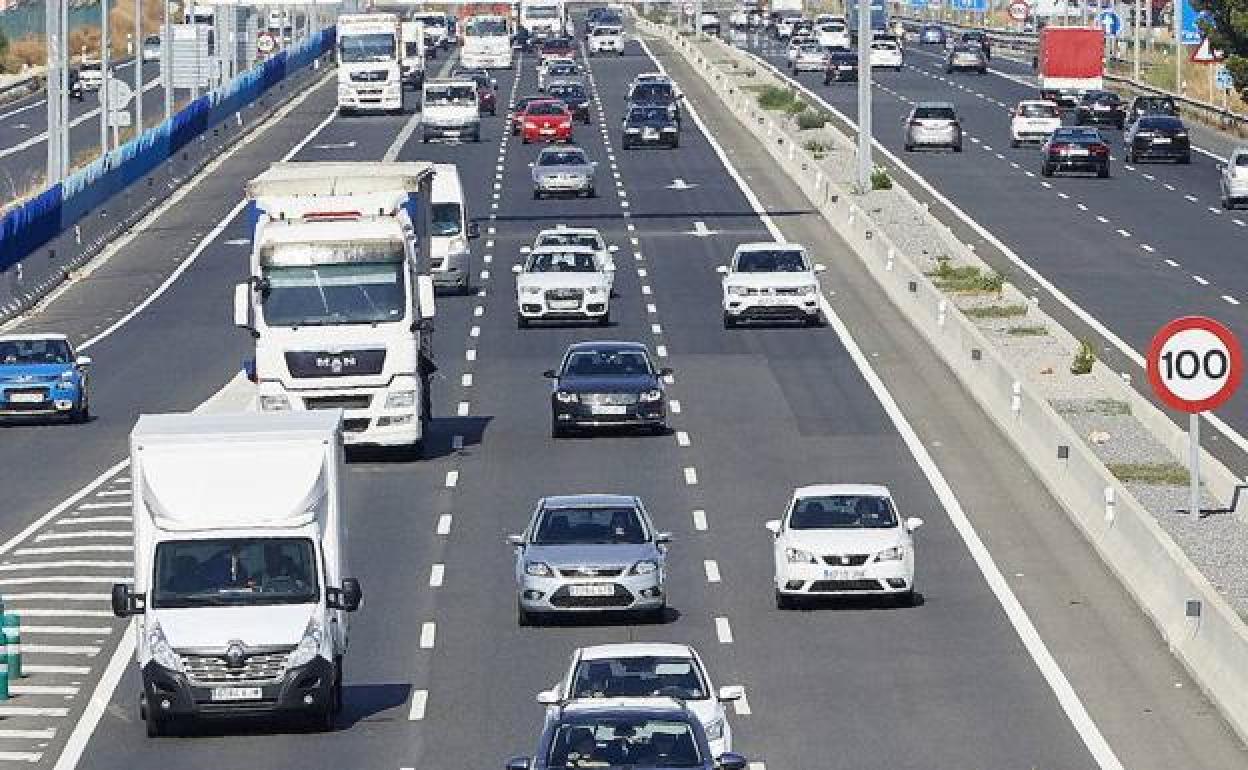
704 717 725 741
146 619 183 673
385 390 417 409
639 389 662 403
726 285 750 296
286 617 325 669
525 561 553 577
629 559 658 575
785 547 817 564
555 391 578 403
625 127 641 133
60 369 76 382
662 126 677 132
875 545 905 562
522 285 543 295
259 394 291 411
796 284 818 296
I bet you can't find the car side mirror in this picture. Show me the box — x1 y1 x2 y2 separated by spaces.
75 355 93 367
592 161 599 168
528 162 535 167
542 369 557 379
717 685 744 702
814 264 827 273
608 244 619 252
111 583 145 617
655 531 673 544
233 282 255 335
765 519 782 536
505 758 532 770
716 753 748 770
536 689 559 705
511 264 523 274
507 534 525 547
658 367 673 376
905 516 924 532
467 222 480 238
716 265 729 274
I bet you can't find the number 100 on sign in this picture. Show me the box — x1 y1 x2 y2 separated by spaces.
1147 316 1243 414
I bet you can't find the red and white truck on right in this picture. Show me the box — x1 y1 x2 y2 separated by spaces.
1037 26 1104 108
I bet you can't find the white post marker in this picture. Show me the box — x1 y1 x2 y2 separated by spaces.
1146 316 1243 516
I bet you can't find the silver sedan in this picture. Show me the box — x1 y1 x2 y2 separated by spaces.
531 145 597 199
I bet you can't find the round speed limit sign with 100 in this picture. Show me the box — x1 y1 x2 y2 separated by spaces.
1147 316 1243 414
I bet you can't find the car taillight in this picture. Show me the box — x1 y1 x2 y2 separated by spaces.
1049 142 1067 152
1090 144 1108 155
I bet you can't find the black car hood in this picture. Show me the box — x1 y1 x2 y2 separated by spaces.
626 115 676 129
556 375 659 393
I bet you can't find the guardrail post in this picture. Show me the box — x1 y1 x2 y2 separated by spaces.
1104 486 1116 524
1010 381 1022 417
3 612 20 680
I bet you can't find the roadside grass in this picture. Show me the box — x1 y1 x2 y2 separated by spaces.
964 303 1027 319
1108 462 1189 486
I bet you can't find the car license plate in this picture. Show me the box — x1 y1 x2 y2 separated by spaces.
1094 105 1109 111
757 295 786 305
823 568 866 580
550 299 579 309
541 127 555 135
591 405 628 415
643 129 658 139
568 584 614 597
1152 137 1171 144
7 392 44 403
1066 147 1089 156
211 687 262 701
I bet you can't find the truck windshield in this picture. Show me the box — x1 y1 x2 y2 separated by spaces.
426 86 477 104
431 203 462 236
261 262 407 326
339 33 396 62
152 538 318 608
526 7 559 18
467 19 508 36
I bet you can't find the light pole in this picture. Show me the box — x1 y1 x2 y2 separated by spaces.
45 0 65 183
1133 0 1141 82
163 0 173 120
135 0 143 134
100 0 111 153
1174 0 1183 96
856 0 873 192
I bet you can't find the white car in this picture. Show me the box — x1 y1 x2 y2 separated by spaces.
718 242 825 328
767 484 923 608
527 226 618 293
78 59 103 91
538 57 580 91
537 643 744 758
141 35 162 62
513 245 611 326
869 40 904 71
1010 99 1061 146
816 20 850 49
790 43 828 73
588 24 624 55
1220 146 1248 210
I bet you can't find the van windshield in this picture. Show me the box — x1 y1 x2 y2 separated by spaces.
431 202 463 236
152 538 318 607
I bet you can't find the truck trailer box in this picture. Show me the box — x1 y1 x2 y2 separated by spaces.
1038 26 1104 103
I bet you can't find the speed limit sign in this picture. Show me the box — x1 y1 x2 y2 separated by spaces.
257 31 276 55
1147 316 1242 413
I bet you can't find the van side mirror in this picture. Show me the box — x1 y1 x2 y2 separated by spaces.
536 689 559 704
655 531 673 544
717 685 744 701
329 577 363 612
233 282 255 335
505 758 531 770
716 754 748 770
111 583 145 617
417 274 437 320
716 265 729 274
659 367 673 377
511 264 523 274
468 221 481 238
542 369 557 379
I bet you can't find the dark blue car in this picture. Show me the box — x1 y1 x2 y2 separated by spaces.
544 341 671 437
0 334 92 422
622 103 680 149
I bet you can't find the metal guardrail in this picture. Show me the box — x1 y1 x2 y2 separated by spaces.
893 13 1248 138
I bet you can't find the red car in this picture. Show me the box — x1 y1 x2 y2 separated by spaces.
511 95 545 135
520 100 573 144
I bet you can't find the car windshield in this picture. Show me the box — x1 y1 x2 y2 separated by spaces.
631 83 673 102
430 203 462 237
630 106 670 122
528 251 597 272
339 33 395 62
735 249 808 272
789 495 898 529
426 85 477 104
1053 128 1100 143
594 26 621 35
914 106 956 120
548 719 702 769
572 656 709 700
538 232 602 250
550 84 586 99
260 260 406 326
1138 98 1176 112
1236 154 1248 167
0 338 72 365
533 506 647 545
1020 103 1058 118
151 538 318 608
1085 92 1119 103
1139 117 1181 130
561 349 652 377
539 150 587 166
529 102 568 116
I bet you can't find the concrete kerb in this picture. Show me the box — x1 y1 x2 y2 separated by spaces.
640 17 1248 744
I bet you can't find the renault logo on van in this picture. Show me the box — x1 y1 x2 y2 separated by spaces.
225 642 246 669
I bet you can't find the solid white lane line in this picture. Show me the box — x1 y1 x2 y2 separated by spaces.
445 471 459 488
676 431 690 446
703 560 721 583
715 617 733 644
430 564 445 587
408 690 429 720
692 510 707 531
419 622 436 649
683 467 698 485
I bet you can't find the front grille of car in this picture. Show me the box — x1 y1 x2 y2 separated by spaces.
581 392 640 406
808 579 883 592
558 566 625 578
285 349 386 378
343 418 372 433
182 649 291 685
350 70 389 82
304 394 371 411
822 554 870 567
550 584 633 607
546 288 584 302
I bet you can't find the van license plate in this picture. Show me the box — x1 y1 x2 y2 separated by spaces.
211 687 262 701
569 584 614 597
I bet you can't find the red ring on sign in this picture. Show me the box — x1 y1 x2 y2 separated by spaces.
1147 315 1243 413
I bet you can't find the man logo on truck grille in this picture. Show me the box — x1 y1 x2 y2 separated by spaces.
316 355 357 374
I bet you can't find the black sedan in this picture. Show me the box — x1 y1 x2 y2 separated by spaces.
1125 115 1191 164
1041 127 1111 178
1074 90 1126 129
545 341 671 437
547 79 592 123
959 30 991 59
622 103 679 149
824 50 858 83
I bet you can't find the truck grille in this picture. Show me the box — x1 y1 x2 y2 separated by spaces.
304 394 372 411
182 650 291 685
285 349 386 378
350 69 390 82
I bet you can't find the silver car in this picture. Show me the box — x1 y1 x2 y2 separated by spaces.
903 101 962 152
509 494 671 625
790 44 828 73
1219 146 1248 210
532 145 597 199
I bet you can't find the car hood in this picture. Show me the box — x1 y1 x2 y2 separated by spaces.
518 272 607 289
724 271 818 287
557 374 660 393
779 527 906 555
523 542 658 566
626 116 676 129
0 363 73 383
534 163 593 177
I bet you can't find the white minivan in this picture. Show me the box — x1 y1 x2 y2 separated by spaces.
430 163 479 292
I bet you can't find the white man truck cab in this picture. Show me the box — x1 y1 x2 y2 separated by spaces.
461 14 514 69
111 411 362 736
233 162 439 453
337 13 402 114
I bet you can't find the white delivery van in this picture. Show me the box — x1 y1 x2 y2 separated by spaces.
112 411 362 736
421 78 481 142
429 164 479 292
400 21 426 89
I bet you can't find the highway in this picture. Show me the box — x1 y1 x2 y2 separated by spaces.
0 19 1245 770
736 29 1248 472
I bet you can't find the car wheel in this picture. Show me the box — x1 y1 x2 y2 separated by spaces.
1221 195 1231 210
670 137 679 149
597 310 611 327
587 187 596 198
775 590 797 610
522 134 529 144
646 604 667 624
533 189 542 199
806 312 824 328
898 590 917 608
1009 138 1019 148
1098 164 1110 179
472 131 481 143
903 143 913 152
332 657 345 714
723 312 736 329
953 142 963 153
421 132 430 143
71 391 90 423
1179 154 1191 165
144 698 166 737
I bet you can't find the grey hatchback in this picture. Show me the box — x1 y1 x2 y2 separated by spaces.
509 495 671 625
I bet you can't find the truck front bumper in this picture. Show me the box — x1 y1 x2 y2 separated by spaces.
338 85 402 111
142 657 335 720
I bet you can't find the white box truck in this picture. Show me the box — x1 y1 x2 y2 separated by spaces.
336 12 403 114
111 410 362 736
233 162 439 453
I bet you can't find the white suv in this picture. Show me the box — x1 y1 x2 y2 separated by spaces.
513 245 611 327
527 226 618 293
718 242 825 328
588 25 624 55
537 643 744 758
767 484 923 608
1010 99 1061 147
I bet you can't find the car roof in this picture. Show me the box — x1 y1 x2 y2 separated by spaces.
1017 99 1058 108
794 483 892 498
566 340 648 354
0 333 70 343
541 494 640 508
538 144 585 154
578 642 694 661
735 241 804 253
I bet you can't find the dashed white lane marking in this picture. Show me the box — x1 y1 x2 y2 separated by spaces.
651 323 662 334
1209 206 1222 214
480 269 490 281
1057 192 1069 199
1141 172 1155 180
55 516 130 526
1116 229 1131 238
456 401 470 417
474 305 484 317
461 373 473 387
637 268 648 278
96 489 130 497
430 564 445 587
656 345 668 357
1040 181 1051 188
646 303 657 314
1095 215 1109 224
419 622 437 649
445 471 459 488
641 285 652 295
715 617 734 644
77 502 128 510
748 764 766 770
1076 203 1088 211
466 349 477 361
683 467 698 485
676 431 690 447
469 325 481 337
1234 219 1247 227
1184 194 1199 202
408 689 429 720
1140 244 1155 252
436 514 452 535
0 751 45 762
1164 183 1176 190
1194 275 1210 286
0 729 55 739
451 435 465 451
1223 295 1240 306
669 400 681 414
1164 259 1180 267
732 691 752 716
703 560 721 583
692 509 707 531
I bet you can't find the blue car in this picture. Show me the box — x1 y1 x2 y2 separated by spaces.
0 334 92 422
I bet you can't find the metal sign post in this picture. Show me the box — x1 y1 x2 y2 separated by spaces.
100 0 111 153
1147 316 1244 516
856 0 872 192
134 0 143 137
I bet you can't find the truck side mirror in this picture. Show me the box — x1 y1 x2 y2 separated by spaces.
329 578 363 612
417 274 437 320
111 583 145 617
467 221 481 238
233 282 253 334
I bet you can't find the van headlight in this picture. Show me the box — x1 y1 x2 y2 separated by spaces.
259 394 291 411
555 391 578 403
525 562 553 577
629 559 658 575
796 284 818 296
874 545 905 562
147 620 183 673
585 285 605 295
522 285 543 295
286 617 325 669
726 285 750 296
385 390 417 409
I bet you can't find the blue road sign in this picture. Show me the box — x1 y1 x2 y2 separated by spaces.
1216 65 1233 90
1180 1 1211 46
1097 10 1121 37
